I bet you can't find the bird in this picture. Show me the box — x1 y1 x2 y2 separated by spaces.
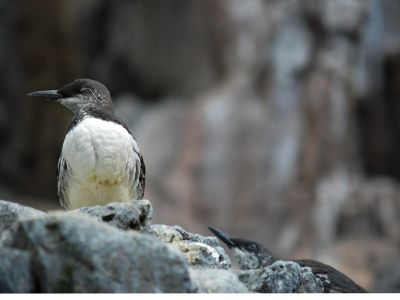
28 78 145 210
208 227 367 293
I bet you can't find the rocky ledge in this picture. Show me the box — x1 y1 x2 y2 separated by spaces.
0 199 323 293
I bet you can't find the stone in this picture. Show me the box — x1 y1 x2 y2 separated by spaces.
373 260 400 292
71 199 152 233
236 260 324 293
0 247 33 293
322 0 367 33
189 268 248 293
0 214 191 293
0 200 46 233
151 224 231 269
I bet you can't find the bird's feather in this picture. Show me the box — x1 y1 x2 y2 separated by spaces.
295 259 367 293
138 152 146 199
57 155 71 209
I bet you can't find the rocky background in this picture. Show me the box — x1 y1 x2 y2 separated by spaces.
0 0 400 292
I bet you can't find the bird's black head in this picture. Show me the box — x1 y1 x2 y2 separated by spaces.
208 226 275 270
28 78 113 115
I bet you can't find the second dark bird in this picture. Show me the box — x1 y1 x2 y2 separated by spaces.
208 226 367 293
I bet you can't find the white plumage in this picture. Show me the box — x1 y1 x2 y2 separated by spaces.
59 117 140 209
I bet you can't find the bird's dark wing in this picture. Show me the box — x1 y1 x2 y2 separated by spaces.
127 149 146 200
137 152 146 199
295 259 367 293
57 155 71 209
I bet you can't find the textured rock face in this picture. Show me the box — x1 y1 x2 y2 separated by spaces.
189 268 248 293
151 224 231 269
0 214 191 293
0 248 33 293
237 261 324 293
71 199 153 233
0 199 331 293
0 200 46 233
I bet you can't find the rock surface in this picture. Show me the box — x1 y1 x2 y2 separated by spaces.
0 247 33 293
0 200 46 233
236 261 324 293
0 200 330 293
189 268 248 293
0 213 191 293
373 260 400 292
71 199 152 233
151 224 231 269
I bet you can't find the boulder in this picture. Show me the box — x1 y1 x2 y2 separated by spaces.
0 214 191 293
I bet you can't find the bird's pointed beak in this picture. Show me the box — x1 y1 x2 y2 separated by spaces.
27 90 63 100
208 226 237 248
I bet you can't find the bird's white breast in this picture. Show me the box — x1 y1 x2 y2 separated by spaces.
61 117 139 208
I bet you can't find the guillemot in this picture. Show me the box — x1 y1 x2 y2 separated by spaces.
208 227 367 293
28 78 145 209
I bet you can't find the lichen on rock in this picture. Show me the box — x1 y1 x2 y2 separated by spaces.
236 260 324 293
71 199 153 233
151 224 231 269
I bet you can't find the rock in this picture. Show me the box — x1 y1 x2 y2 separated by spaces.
0 214 191 293
373 260 400 292
322 0 367 33
189 268 248 293
236 260 324 293
71 199 152 233
175 241 230 270
151 224 231 269
0 200 46 233
0 247 33 293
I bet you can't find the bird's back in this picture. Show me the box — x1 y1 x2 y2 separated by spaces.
295 259 367 293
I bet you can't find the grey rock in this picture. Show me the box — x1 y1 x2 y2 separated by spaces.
373 260 400 292
272 14 312 79
0 247 33 293
189 268 248 293
151 224 231 269
71 199 152 233
322 0 367 33
0 200 46 233
0 214 191 293
236 260 324 293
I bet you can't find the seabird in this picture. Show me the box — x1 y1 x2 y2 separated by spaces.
28 78 145 209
